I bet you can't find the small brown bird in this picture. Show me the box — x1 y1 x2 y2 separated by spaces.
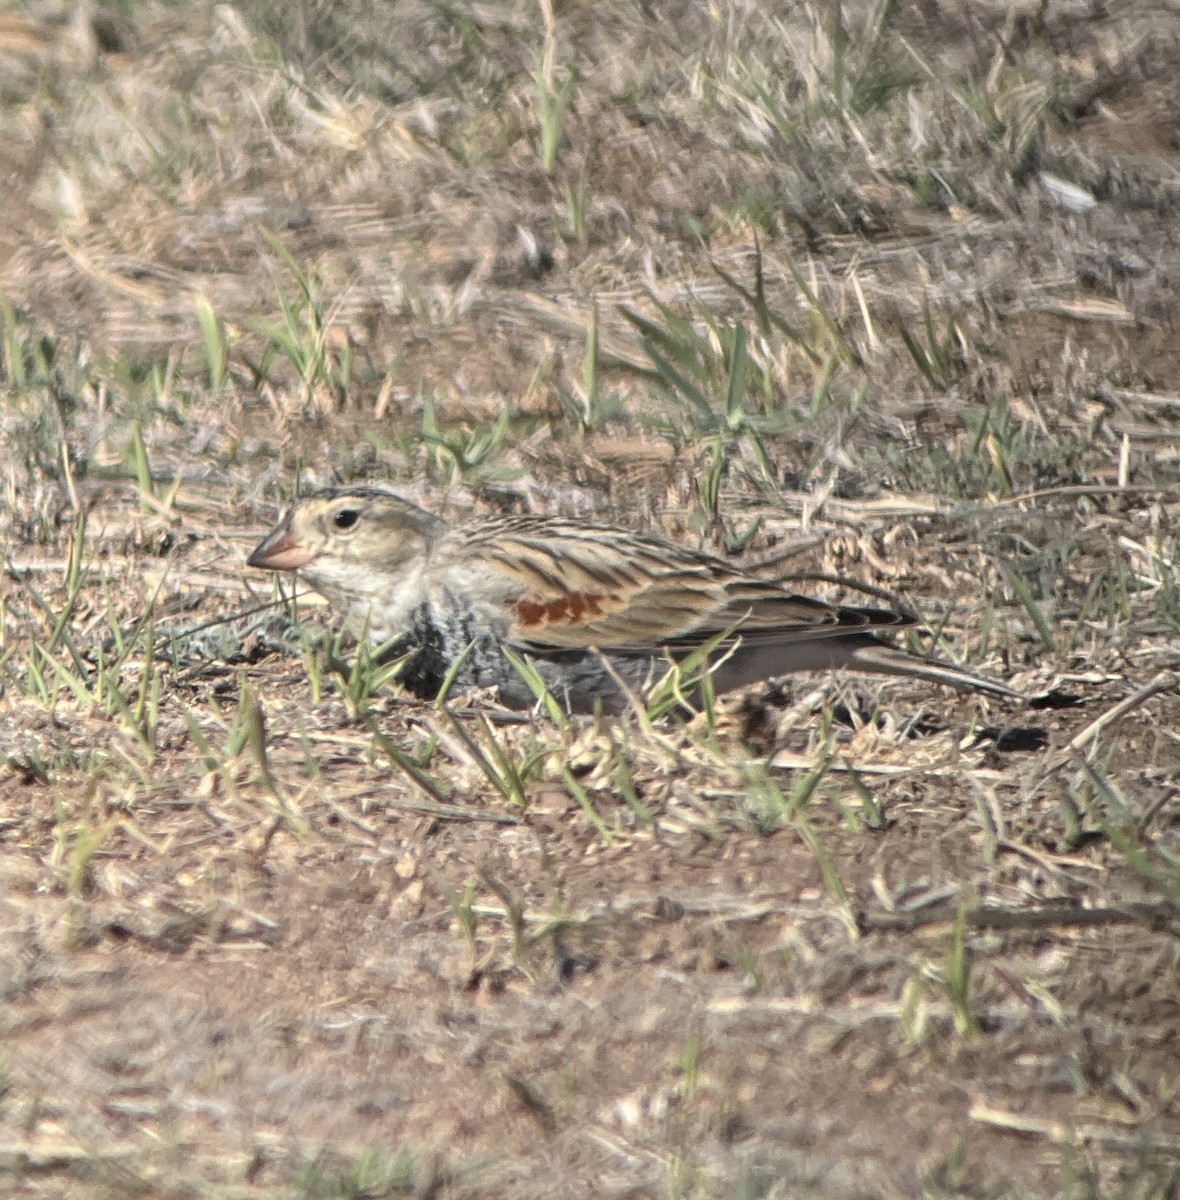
247 486 1019 712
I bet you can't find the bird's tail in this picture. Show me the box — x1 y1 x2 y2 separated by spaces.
842 638 1021 699
708 633 1021 699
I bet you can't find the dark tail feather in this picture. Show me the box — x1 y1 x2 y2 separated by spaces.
708 633 1021 699
844 640 1021 699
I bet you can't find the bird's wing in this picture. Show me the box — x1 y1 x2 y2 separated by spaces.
455 519 910 653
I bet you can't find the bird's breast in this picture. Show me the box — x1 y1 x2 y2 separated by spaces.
301 557 430 644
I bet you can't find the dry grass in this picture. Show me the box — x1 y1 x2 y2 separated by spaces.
1 1 1179 1196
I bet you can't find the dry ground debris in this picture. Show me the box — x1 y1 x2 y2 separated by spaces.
1 1 1178 1196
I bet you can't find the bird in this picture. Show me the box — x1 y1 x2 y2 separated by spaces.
246 485 1021 713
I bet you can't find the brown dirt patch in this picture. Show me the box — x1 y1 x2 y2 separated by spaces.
1 2 1178 1197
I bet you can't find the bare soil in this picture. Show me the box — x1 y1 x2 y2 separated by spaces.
1 2 1178 1197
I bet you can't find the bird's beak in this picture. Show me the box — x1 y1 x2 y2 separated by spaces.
247 518 315 571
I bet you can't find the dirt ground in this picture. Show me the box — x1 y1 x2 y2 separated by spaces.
1 2 1178 1197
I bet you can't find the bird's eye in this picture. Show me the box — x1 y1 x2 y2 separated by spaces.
332 508 360 531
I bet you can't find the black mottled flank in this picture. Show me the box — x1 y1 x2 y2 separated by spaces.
390 597 657 713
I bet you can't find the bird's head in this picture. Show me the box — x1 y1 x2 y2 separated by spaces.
247 487 443 584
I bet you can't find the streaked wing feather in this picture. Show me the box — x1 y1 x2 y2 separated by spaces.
458 520 908 653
